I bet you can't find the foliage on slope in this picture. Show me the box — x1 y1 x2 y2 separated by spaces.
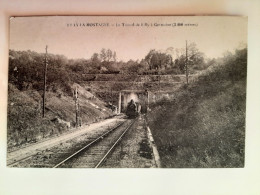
7 83 113 151
147 48 247 167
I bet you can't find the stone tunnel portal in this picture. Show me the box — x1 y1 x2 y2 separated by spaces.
118 90 149 114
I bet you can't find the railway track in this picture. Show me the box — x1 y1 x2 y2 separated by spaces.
53 119 136 168
7 119 127 167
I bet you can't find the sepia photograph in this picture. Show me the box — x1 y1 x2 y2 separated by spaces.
7 16 247 168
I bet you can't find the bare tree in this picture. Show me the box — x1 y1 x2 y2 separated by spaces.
113 51 117 62
106 49 113 62
100 48 107 62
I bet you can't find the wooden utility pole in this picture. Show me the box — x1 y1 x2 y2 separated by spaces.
118 92 121 114
146 89 149 112
185 40 189 85
42 45 48 117
158 73 161 99
74 86 79 127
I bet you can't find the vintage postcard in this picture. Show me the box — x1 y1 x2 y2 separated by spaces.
7 16 247 168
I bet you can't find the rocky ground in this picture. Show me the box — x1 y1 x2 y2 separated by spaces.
102 114 156 168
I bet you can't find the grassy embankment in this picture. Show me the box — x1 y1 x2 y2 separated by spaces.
148 49 247 167
7 83 113 151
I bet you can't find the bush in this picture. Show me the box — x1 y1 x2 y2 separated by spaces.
147 48 247 168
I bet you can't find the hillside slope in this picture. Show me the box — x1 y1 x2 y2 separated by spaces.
147 49 247 167
7 83 114 151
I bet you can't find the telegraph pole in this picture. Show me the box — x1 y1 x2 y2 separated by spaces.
145 89 149 112
118 92 121 114
43 45 48 117
158 72 161 99
185 40 189 85
74 86 79 127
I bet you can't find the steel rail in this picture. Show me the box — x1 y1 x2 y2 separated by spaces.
8 116 125 154
95 119 135 168
7 155 34 167
52 121 125 168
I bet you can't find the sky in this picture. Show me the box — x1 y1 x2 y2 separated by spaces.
9 16 247 61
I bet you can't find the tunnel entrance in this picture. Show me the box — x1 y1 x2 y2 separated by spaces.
118 90 149 114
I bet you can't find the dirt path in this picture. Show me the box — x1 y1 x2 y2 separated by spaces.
7 115 125 166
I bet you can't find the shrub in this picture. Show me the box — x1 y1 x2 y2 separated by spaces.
147 48 247 168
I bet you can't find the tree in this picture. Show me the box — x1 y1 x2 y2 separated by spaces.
150 54 160 70
100 48 107 62
158 53 173 70
91 53 100 62
174 42 205 74
174 55 186 73
187 42 205 67
90 53 101 71
145 49 156 70
125 60 139 74
113 51 117 62
144 49 173 71
99 49 116 62
106 49 113 62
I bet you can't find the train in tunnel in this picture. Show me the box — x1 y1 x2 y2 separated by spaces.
125 99 141 118
119 91 148 117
